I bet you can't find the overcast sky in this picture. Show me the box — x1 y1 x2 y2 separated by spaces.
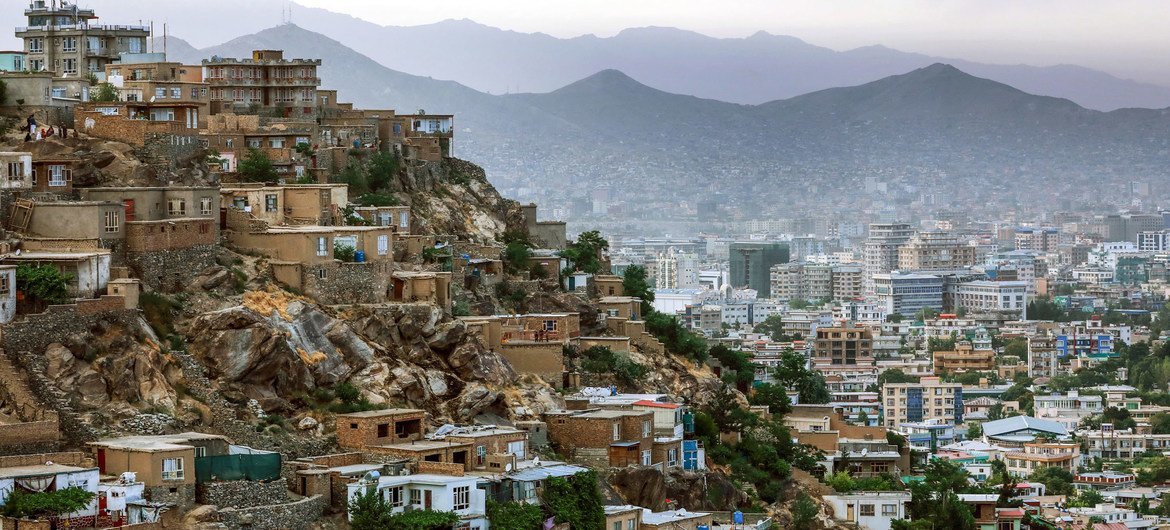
289 0 1170 83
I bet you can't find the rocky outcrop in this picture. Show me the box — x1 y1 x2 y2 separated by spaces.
396 158 526 244
609 467 753 512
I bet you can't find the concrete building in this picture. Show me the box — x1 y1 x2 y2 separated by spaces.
202 50 321 118
0 50 26 71
346 474 487 529
1080 428 1170 460
1033 391 1103 432
1105 213 1164 243
954 280 1028 315
824 491 911 530
1136 230 1170 252
1027 335 1059 379
16 1 149 76
872 273 944 316
898 231 978 271
863 223 914 293
0 152 33 190
544 409 655 467
520 203 566 250
729 242 789 298
1003 442 1080 478
883 377 962 429
813 325 877 379
932 341 995 374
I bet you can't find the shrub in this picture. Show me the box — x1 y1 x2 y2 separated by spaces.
15 264 71 306
0 487 96 519
334 245 356 262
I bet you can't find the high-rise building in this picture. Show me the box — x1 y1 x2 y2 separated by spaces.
729 242 789 298
17 1 150 76
812 325 876 379
1105 213 1164 243
863 223 914 293
872 273 944 316
1137 230 1170 252
654 249 699 289
770 262 862 302
898 231 978 271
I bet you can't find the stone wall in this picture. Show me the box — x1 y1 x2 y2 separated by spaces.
217 494 327 530
137 133 203 173
145 484 196 511
498 342 565 387
125 219 218 253
302 260 393 305
0 451 85 468
197 480 289 509
127 245 218 292
2 305 139 445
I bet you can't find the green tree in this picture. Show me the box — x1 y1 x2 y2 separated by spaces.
857 409 870 425
487 500 544 530
562 230 608 274
772 349 830 404
367 151 399 192
789 299 810 310
622 265 654 315
749 382 792 415
238 148 278 182
90 82 118 102
543 469 605 530
339 161 369 195
16 264 71 307
790 492 820 530
503 241 533 275
754 314 797 342
1003 337 1028 358
1029 466 1074 496
966 422 982 439
1069 488 1105 508
874 368 920 394
1150 413 1170 434
0 487 96 519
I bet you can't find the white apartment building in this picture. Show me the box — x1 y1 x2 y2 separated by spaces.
1079 429 1170 460
954 280 1028 315
863 223 914 294
834 300 887 324
1066 504 1156 530
347 474 487 529
1136 230 1170 252
1034 391 1103 432
824 492 911 530
872 273 944 316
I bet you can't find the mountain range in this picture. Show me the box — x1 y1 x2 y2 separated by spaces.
73 0 1170 111
157 24 1170 221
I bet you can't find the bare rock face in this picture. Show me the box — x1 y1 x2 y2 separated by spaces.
185 298 377 404
610 468 753 512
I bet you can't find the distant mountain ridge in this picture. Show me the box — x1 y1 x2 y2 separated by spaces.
166 24 1170 217
71 0 1170 111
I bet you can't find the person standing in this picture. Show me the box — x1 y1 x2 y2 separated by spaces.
26 114 37 135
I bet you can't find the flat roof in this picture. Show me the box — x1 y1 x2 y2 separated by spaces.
0 463 95 480
336 408 424 419
89 432 228 451
3 250 111 260
445 427 524 439
376 473 477 486
373 440 471 452
641 510 711 524
574 410 650 419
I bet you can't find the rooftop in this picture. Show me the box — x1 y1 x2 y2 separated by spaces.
641 509 712 525
982 416 1068 438
335 408 425 419
0 463 95 480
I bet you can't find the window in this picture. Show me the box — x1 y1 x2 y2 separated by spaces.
170 87 181 99
191 87 200 99
377 235 389 256
265 194 278 212
29 38 43 53
62 37 77 52
0 272 10 297
859 504 875 516
247 138 261 148
87 37 100 52
270 138 285 149
613 523 621 530
377 424 389 438
200 197 212 216
385 486 404 508
168 198 186 217
507 440 526 459
62 58 76 74
399 212 408 228
48 165 68 187
410 488 422 507
315 269 327 280
162 458 184 480
628 520 636 530
642 421 651 437
453 486 470 511
316 237 328 257
7 161 24 183
613 423 620 441
193 446 207 458
155 87 167 99
29 59 43 72
641 450 651 465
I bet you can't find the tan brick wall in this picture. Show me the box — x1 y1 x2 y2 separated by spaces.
0 420 60 450
125 219 217 252
334 411 425 450
416 461 464 476
498 343 564 386
75 296 127 316
0 451 86 468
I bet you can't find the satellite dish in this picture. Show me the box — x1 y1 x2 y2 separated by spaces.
504 463 513 473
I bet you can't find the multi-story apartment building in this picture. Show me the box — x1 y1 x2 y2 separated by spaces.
1034 391 1103 432
882 377 962 429
1013 228 1062 252
16 1 149 76
1027 335 1059 379
872 273 944 316
932 341 995 374
1136 230 1170 251
771 262 862 302
953 280 1028 315
654 248 698 289
104 59 208 126
863 223 914 293
730 242 789 298
1004 443 1080 479
813 325 877 379
831 265 864 300
202 50 321 118
1105 213 1164 243
1080 428 1170 460
898 231 978 271
833 300 886 325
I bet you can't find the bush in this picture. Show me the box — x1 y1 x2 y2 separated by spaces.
577 346 647 387
15 264 71 306
0 487 96 518
334 245 356 262
329 382 382 413
357 192 399 206
238 148 278 182
140 292 179 338
487 500 544 530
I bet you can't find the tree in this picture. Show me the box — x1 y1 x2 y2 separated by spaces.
367 151 398 192
542 469 605 530
754 314 797 342
348 487 395 529
1150 413 1170 435
91 82 118 102
790 492 819 530
875 368 920 394
1069 488 1105 508
562 230 608 274
789 299 810 310
1029 466 1074 496
1003 337 1028 358
487 500 544 530
966 422 983 439
16 264 71 307
857 409 870 426
0 487 96 519
503 241 533 275
772 349 830 404
339 161 369 195
749 382 792 415
622 265 654 315
238 148 278 182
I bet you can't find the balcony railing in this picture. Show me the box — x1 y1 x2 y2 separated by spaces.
16 24 149 33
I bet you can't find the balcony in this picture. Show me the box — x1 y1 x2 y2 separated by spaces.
16 24 149 34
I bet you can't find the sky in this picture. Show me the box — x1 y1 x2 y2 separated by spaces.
287 0 1170 83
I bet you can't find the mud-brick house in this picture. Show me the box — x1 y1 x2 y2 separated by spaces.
9 200 125 248
75 101 202 148
461 313 580 387
544 410 655 467
594 274 624 297
80 186 220 224
444 426 529 470
28 155 79 194
521 204 567 250
353 205 411 232
335 409 427 451
599 296 644 320
0 152 33 190
0 461 100 525
202 114 317 178
388 271 453 311
220 183 348 227
88 432 280 510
